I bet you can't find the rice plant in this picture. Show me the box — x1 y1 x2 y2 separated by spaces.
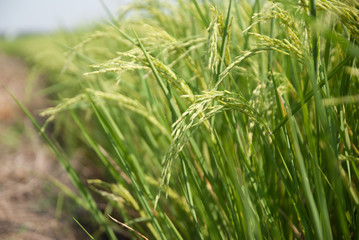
13 0 359 239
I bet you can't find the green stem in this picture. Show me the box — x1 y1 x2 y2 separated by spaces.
192 0 208 27
216 0 233 84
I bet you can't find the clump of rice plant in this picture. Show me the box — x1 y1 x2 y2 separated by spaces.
19 0 359 239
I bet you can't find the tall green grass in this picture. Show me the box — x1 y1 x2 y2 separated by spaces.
12 0 359 239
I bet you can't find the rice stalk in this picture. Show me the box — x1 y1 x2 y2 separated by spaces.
157 89 270 205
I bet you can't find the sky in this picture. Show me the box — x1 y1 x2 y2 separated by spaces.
0 0 131 37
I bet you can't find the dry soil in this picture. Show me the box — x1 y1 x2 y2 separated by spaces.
0 53 82 240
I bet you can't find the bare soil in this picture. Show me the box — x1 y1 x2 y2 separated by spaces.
0 53 82 240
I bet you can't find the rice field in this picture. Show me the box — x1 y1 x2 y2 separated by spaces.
3 0 359 239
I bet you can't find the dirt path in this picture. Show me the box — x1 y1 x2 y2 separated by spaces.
0 54 82 240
